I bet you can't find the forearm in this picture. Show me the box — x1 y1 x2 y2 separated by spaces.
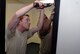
37 9 44 30
16 3 34 17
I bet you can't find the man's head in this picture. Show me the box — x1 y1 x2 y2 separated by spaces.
19 14 31 30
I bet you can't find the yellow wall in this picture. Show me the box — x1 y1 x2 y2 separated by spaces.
6 2 53 44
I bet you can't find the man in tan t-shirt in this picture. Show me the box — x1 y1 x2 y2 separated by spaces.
5 0 45 54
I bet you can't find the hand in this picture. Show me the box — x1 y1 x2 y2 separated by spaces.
34 0 44 9
35 1 43 7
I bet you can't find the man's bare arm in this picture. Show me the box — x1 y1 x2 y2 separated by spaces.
31 9 44 35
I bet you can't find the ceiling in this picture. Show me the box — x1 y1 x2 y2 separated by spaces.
6 0 54 3
6 0 35 3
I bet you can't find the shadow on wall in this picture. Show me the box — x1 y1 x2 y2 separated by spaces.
27 42 40 54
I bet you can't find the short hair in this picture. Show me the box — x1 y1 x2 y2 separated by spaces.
19 14 29 21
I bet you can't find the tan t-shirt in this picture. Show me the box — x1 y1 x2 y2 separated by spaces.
5 27 32 54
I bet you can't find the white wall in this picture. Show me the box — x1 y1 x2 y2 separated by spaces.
56 0 80 54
